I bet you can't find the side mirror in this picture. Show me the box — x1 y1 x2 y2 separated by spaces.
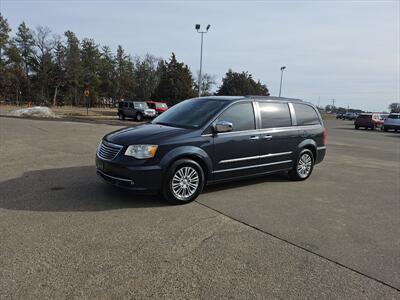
213 120 233 133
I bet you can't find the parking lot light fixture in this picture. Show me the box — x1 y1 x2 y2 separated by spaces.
279 66 286 97
195 24 211 97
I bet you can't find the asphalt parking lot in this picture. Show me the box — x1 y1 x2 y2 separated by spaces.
0 117 399 299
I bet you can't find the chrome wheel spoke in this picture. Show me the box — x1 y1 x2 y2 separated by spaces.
171 166 200 200
297 153 312 178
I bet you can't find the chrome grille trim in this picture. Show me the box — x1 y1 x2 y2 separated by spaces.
97 141 123 161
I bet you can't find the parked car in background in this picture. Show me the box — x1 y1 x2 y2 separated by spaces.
382 113 400 132
97 96 326 204
343 112 358 120
336 113 344 119
146 101 169 115
354 113 384 130
379 113 389 120
117 101 156 121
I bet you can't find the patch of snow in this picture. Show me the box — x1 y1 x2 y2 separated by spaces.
7 106 58 118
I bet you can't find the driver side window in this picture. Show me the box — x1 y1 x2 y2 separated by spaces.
217 102 255 132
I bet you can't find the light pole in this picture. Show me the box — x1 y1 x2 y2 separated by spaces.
195 24 210 97
279 66 286 97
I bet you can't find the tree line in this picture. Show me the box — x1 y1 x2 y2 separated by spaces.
0 14 269 107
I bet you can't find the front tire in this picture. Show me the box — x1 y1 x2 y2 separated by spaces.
118 113 125 120
355 125 359 130
289 149 314 181
162 159 205 204
136 112 143 122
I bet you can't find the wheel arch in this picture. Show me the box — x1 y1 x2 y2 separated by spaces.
297 139 317 162
160 146 212 182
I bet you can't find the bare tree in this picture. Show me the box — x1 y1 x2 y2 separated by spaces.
194 71 217 96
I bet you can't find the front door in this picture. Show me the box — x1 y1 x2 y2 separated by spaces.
212 101 261 181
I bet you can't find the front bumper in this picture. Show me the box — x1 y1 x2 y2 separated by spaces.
96 156 164 192
144 113 156 118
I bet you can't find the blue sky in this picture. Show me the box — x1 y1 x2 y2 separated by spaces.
1 0 399 111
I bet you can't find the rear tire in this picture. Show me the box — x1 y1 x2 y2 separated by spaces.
289 149 314 181
355 125 359 130
162 159 205 204
118 113 125 120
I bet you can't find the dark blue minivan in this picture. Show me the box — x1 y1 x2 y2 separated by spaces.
96 96 326 204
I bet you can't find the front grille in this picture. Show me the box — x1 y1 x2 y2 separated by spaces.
97 141 123 161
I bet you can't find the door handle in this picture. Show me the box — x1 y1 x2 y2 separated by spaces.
262 135 272 140
249 136 259 140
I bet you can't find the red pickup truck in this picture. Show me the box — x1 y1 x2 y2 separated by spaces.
146 101 169 115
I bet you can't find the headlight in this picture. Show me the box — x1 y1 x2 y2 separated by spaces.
124 145 158 159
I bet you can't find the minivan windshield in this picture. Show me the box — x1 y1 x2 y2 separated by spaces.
151 98 228 129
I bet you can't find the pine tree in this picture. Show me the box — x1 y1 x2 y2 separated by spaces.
98 45 116 105
52 40 66 105
216 69 269 96
81 38 101 106
115 45 136 100
133 53 162 101
153 53 195 105
0 13 11 68
14 22 35 102
64 30 82 105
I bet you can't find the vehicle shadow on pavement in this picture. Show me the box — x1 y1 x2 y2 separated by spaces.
0 166 167 212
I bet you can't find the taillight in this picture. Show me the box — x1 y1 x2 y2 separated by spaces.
323 128 327 145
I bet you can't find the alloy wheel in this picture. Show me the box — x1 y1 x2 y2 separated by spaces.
171 166 199 200
297 153 312 178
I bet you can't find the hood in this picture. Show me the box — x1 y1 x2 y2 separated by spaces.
104 123 189 145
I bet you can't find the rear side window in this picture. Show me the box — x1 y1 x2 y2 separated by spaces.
258 102 291 128
293 103 320 126
218 102 255 132
358 114 371 119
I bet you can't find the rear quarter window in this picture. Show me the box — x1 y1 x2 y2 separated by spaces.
293 103 320 126
258 102 292 128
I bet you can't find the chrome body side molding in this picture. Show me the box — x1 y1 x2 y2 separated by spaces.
213 160 293 174
219 151 293 164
